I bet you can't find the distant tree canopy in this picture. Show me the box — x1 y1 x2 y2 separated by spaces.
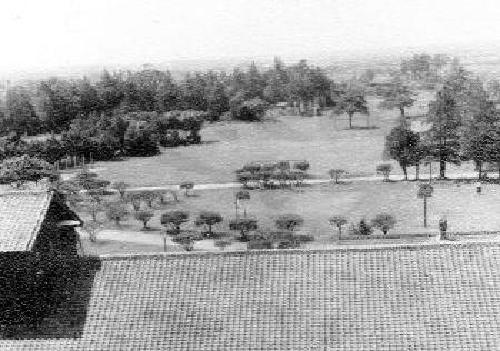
384 127 421 180
377 80 417 120
426 68 482 178
0 58 338 137
333 86 369 128
2 88 41 136
371 213 396 236
0 155 53 186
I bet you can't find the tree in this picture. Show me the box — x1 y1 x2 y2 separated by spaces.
0 155 53 187
275 214 304 232
96 70 124 113
160 210 189 234
426 69 476 179
105 202 129 226
384 127 420 180
377 81 416 126
334 88 369 129
293 160 310 172
417 184 434 228
123 124 159 157
80 194 105 222
71 166 110 194
82 220 103 243
38 78 82 132
235 190 250 219
137 191 159 208
351 219 373 236
285 60 332 113
111 181 129 199
371 213 396 235
329 215 348 239
328 169 346 184
195 211 223 237
158 190 178 204
376 163 392 182
204 72 230 120
263 57 290 103
180 181 194 197
229 218 258 241
4 88 41 135
178 235 194 251
230 95 268 121
126 193 142 211
134 210 154 229
460 99 500 179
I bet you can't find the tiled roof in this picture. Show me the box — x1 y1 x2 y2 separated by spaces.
0 190 53 252
1 242 500 350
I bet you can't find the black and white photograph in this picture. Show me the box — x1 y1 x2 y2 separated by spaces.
0 0 499 349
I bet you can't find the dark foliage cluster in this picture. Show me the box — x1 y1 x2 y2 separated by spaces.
0 58 335 138
0 110 205 163
385 68 500 180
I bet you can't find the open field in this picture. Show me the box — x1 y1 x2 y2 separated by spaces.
80 238 181 256
83 180 500 254
94 93 470 187
74 90 495 255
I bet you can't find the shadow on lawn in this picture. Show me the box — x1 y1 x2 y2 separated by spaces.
344 126 380 130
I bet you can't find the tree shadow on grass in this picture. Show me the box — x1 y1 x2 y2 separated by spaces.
139 227 162 233
0 253 101 340
344 126 380 130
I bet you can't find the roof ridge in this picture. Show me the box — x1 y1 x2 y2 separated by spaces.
25 190 54 250
0 189 53 197
96 240 500 261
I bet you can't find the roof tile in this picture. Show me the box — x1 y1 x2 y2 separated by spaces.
0 191 52 251
0 243 499 350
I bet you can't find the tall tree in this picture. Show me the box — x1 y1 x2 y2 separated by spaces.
4 88 40 135
427 76 465 179
461 98 500 179
427 68 486 178
245 62 266 100
96 70 124 114
263 57 289 103
378 80 416 126
384 127 420 180
334 87 369 129
38 78 82 132
77 77 100 117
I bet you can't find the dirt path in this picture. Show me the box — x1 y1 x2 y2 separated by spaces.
121 170 485 192
78 228 180 247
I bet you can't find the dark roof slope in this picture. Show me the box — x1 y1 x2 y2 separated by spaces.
0 190 52 252
1 242 500 350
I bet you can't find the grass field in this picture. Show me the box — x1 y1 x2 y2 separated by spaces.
95 95 448 187
77 90 498 254
80 238 181 256
84 180 500 253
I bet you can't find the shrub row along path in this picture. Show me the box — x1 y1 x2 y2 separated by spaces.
84 228 500 254
68 169 486 192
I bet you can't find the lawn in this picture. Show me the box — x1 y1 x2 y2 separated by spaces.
80 238 181 256
85 180 500 253
76 90 499 254
94 94 457 187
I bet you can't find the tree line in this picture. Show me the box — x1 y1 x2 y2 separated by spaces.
0 110 205 163
384 68 500 180
0 58 337 136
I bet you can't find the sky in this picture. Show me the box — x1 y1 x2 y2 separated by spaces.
1 0 500 72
